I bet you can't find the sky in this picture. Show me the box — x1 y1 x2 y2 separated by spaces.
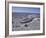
12 7 40 13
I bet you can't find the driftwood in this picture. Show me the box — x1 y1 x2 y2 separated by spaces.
20 18 34 23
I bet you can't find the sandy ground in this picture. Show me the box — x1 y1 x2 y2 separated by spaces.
12 13 40 31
